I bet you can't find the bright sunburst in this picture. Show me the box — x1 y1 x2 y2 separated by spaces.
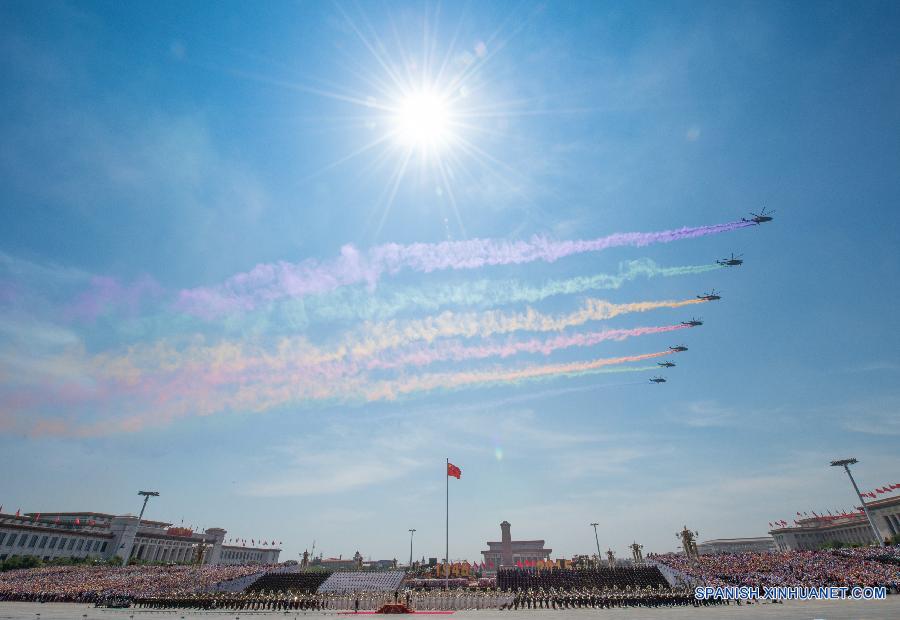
260 5 536 240
392 89 453 150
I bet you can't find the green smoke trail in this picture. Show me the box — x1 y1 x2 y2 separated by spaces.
299 259 721 323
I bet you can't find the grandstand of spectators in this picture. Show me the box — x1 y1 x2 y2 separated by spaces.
245 570 332 593
834 545 900 566
0 564 277 603
318 570 407 593
497 567 669 592
653 549 900 591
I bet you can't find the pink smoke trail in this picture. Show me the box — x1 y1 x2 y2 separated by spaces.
66 275 163 322
177 220 754 318
366 324 691 370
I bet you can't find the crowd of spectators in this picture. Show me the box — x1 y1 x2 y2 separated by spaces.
497 566 669 591
834 545 900 566
0 563 279 603
654 548 900 591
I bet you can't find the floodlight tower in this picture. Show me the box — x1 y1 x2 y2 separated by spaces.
830 458 884 547
408 529 416 568
122 490 160 566
590 523 602 560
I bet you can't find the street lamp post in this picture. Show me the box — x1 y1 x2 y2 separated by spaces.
590 523 602 564
122 490 159 566
408 529 416 568
830 458 884 547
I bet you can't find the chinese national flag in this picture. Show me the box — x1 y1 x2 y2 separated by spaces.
447 462 461 479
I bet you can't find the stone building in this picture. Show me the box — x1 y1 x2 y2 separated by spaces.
769 495 900 550
481 521 552 571
696 537 777 555
0 510 280 565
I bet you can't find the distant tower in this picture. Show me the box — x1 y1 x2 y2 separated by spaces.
500 521 513 567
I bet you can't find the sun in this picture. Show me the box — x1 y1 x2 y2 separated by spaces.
392 89 453 150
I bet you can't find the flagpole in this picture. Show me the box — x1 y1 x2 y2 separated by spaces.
445 457 449 591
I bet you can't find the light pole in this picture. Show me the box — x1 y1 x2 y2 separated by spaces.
590 523 601 563
830 458 884 547
408 529 416 568
122 490 159 566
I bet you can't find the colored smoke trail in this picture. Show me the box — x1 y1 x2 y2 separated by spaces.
367 324 691 370
306 259 723 323
80 298 705 383
348 297 706 359
365 353 671 400
177 221 752 318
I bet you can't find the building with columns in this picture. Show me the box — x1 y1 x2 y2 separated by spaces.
0 511 280 565
481 521 552 571
769 495 900 550
696 537 777 555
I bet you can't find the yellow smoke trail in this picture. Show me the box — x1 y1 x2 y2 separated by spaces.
365 351 671 401
349 298 706 359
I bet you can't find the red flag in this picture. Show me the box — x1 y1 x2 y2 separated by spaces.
75 517 80 525
447 462 461 479
15 509 20 517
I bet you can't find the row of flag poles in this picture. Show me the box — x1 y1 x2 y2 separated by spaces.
768 483 900 528
861 482 900 499
0 509 96 526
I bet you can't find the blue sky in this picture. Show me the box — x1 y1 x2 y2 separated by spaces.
1 0 899 563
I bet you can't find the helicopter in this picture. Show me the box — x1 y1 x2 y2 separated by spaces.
697 290 721 301
716 253 743 266
682 318 703 327
669 345 688 352
649 376 667 384
657 361 676 368
742 207 774 225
